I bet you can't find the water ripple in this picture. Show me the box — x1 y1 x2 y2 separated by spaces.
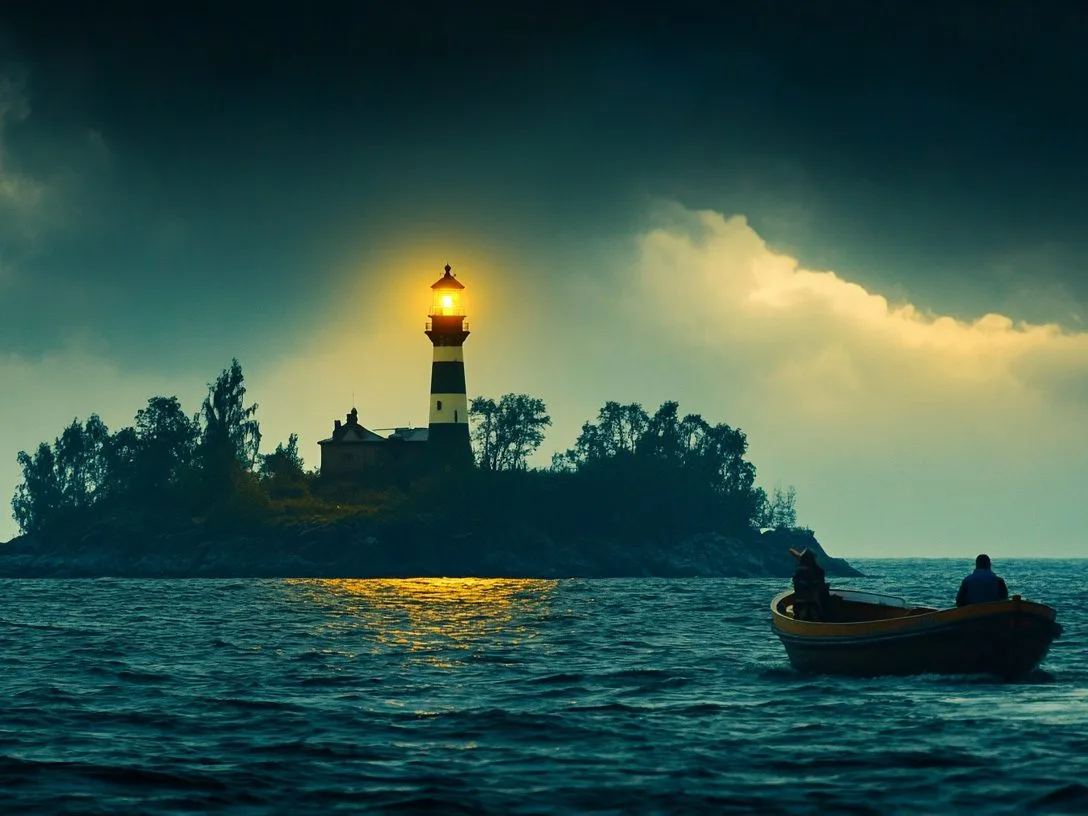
0 559 1083 814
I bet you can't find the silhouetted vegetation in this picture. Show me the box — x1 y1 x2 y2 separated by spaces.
759 484 800 531
12 359 286 536
258 433 307 498
469 394 551 471
459 399 772 545
7 360 815 577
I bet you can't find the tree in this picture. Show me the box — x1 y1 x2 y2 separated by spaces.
131 396 200 497
101 426 140 498
550 398 768 531
52 415 112 509
12 415 119 534
638 400 686 461
259 433 307 497
199 358 261 474
556 401 650 469
632 403 756 497
549 450 576 473
11 443 63 534
470 394 551 471
693 422 756 496
470 397 501 471
259 433 304 480
761 484 798 529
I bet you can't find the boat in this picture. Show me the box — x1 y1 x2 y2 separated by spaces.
771 587 1063 680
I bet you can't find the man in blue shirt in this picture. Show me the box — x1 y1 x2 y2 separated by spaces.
956 554 1009 606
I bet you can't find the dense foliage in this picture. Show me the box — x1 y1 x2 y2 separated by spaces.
10 362 802 545
11 360 280 535
533 399 767 541
469 394 551 471
419 398 801 549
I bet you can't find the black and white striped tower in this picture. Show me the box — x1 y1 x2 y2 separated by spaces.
425 264 474 469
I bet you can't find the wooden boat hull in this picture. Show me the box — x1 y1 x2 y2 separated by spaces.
771 590 1062 680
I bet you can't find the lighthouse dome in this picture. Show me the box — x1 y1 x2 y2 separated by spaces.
430 264 465 290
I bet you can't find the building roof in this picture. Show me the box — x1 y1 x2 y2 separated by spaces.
386 427 429 443
318 407 388 445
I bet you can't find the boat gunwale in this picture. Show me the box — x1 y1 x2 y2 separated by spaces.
770 589 1057 639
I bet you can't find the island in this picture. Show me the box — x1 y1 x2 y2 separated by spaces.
0 515 859 579
3 273 861 581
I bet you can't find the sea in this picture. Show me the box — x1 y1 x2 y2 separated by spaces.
1 558 1085 815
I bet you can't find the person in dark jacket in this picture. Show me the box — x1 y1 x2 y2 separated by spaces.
792 549 833 621
956 554 1009 606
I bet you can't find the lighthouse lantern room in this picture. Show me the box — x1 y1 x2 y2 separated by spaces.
430 272 465 316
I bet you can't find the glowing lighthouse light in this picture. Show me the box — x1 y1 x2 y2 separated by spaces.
430 274 464 316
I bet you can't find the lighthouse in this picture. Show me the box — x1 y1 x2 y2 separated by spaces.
425 264 474 469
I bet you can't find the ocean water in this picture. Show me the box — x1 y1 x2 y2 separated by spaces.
1 558 1085 815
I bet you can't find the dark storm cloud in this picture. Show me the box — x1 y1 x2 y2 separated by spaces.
3 1 1088 552
1 0 1086 365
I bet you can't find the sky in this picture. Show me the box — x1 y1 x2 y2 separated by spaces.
1 2 1086 556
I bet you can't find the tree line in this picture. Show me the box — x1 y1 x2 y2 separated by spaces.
10 361 801 539
11 360 306 535
468 394 800 538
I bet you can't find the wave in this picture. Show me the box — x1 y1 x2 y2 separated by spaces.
0 566 1084 815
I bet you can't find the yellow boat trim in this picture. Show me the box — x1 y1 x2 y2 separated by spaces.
770 590 1055 638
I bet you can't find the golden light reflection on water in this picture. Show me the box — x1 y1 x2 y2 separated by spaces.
282 578 559 667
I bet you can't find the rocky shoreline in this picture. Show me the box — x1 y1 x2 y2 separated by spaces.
0 519 861 580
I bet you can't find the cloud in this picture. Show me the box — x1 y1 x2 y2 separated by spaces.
0 74 45 225
0 73 109 289
631 205 1088 412
626 203 1088 556
0 73 47 288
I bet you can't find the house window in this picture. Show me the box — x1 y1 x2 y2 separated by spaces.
455 410 459 422
436 400 443 411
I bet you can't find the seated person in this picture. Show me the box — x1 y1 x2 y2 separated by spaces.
956 554 1009 606
792 549 833 621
